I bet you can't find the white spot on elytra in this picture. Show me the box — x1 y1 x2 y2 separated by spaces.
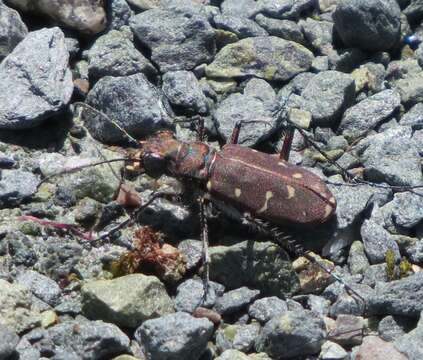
207 181 212 191
329 196 336 205
257 191 273 214
235 188 241 197
286 185 295 199
324 204 333 218
292 173 303 179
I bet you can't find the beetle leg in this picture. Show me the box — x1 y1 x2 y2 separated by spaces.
93 191 180 245
199 195 210 302
279 126 295 161
228 120 273 145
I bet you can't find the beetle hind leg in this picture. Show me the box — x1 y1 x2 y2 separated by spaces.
199 196 211 304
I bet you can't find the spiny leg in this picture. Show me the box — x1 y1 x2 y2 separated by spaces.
93 191 180 246
245 216 366 310
228 120 273 145
199 195 210 303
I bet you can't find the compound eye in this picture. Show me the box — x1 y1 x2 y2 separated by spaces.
143 153 167 178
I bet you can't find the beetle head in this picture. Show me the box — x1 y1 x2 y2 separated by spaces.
137 131 181 178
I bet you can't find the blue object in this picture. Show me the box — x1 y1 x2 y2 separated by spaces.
403 34 421 48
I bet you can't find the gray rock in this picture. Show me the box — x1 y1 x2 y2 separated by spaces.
327 47 367 72
327 314 364 347
162 71 208 114
255 310 326 359
107 0 133 30
307 294 331 317
4 0 106 34
0 326 19 360
404 0 423 23
16 270 61 306
356 335 407 360
358 125 423 187
390 59 423 107
130 7 215 72
84 73 173 143
0 2 28 61
394 311 423 360
312 55 330 72
216 322 261 353
0 169 38 208
206 36 313 81
81 274 174 328
0 27 73 130
301 70 355 127
175 279 224 313
319 341 349 360
255 14 304 43
361 205 401 264
333 0 401 52
213 14 267 38
29 320 130 360
400 102 423 130
135 312 214 360
39 152 121 205
329 180 390 230
213 78 278 146
389 191 423 229
209 240 300 297
378 315 410 342
329 284 373 317
0 279 40 334
257 0 316 20
300 18 333 54
178 239 202 272
85 28 157 80
15 338 40 360
248 296 288 323
369 271 423 317
348 241 370 275
214 287 260 315
339 89 401 141
362 263 389 287
215 349 250 360
221 0 260 18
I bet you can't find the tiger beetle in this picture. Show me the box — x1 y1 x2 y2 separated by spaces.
41 101 366 304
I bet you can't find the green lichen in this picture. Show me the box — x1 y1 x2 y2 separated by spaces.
223 325 238 341
385 250 412 281
399 257 412 278
385 249 397 281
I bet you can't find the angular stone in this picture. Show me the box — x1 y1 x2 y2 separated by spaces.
0 27 73 130
162 71 208 114
368 272 423 317
301 70 355 127
355 336 407 360
333 0 401 52
0 2 28 61
84 73 173 143
0 169 38 208
213 14 267 39
255 310 326 359
5 0 106 34
206 36 313 81
130 7 215 72
339 89 401 141
85 28 157 80
214 287 260 316
81 274 174 328
209 240 300 297
358 126 423 187
136 312 214 360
